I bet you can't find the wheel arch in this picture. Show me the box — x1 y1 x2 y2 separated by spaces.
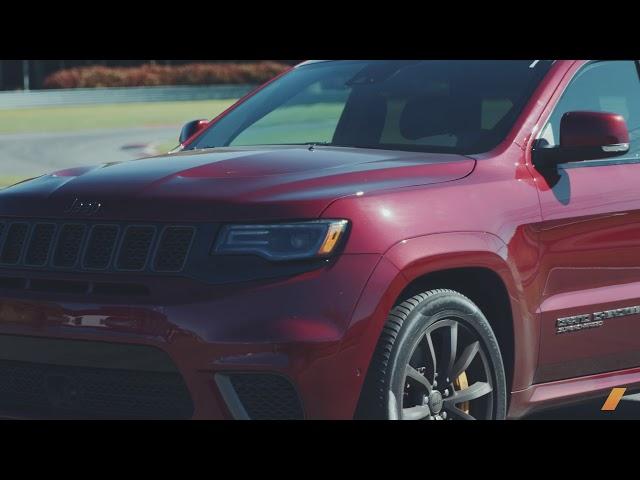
395 267 515 395
348 231 537 418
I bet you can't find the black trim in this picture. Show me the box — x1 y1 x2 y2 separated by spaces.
0 335 193 419
0 222 6 263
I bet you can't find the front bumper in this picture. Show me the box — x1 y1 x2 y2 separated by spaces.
0 253 383 419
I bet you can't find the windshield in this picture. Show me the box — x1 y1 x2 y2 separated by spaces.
187 60 554 155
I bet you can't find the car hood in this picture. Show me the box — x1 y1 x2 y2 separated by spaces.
0 146 475 222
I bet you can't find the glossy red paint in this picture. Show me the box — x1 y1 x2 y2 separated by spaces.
181 119 210 145
560 111 629 148
0 148 474 222
2 59 640 419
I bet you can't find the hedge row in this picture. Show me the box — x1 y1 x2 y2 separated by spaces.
43 62 291 89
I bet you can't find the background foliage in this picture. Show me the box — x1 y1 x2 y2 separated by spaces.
43 62 291 89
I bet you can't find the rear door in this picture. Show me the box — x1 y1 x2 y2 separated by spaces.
534 60 640 383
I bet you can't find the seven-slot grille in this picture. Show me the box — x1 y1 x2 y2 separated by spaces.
0 219 195 274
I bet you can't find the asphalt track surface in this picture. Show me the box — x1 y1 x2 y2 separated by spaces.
524 394 640 420
2 128 640 420
0 126 179 178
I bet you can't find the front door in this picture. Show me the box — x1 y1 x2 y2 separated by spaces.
533 60 640 383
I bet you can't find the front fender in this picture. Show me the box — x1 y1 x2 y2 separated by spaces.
338 231 537 417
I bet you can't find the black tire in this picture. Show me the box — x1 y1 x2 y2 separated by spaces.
358 289 507 420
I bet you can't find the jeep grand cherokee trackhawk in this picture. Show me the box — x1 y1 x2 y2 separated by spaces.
1 60 639 420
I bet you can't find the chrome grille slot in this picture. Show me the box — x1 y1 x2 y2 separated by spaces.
53 224 87 268
1 223 30 265
154 227 195 272
25 224 56 267
83 225 119 270
116 226 156 271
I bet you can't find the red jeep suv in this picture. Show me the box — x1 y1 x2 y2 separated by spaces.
0 60 638 420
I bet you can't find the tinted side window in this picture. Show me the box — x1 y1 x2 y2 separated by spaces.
539 61 640 160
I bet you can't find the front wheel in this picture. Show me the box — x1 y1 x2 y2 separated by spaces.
359 289 507 420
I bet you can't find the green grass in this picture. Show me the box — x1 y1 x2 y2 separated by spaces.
231 103 344 145
0 99 237 134
0 99 240 185
0 176 31 188
147 102 347 153
152 139 181 155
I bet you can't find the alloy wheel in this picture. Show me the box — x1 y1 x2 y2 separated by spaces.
399 318 495 420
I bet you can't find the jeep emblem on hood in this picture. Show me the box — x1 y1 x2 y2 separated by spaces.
64 198 102 216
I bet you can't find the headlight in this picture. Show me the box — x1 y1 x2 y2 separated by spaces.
213 220 349 261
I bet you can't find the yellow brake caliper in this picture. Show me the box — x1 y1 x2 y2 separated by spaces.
453 372 470 414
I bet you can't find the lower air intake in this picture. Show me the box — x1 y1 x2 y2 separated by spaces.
220 373 304 420
0 361 194 419
0 336 193 419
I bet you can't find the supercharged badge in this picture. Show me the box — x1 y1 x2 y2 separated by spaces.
556 305 640 334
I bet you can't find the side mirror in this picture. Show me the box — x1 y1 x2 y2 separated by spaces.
533 111 630 169
179 119 209 145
